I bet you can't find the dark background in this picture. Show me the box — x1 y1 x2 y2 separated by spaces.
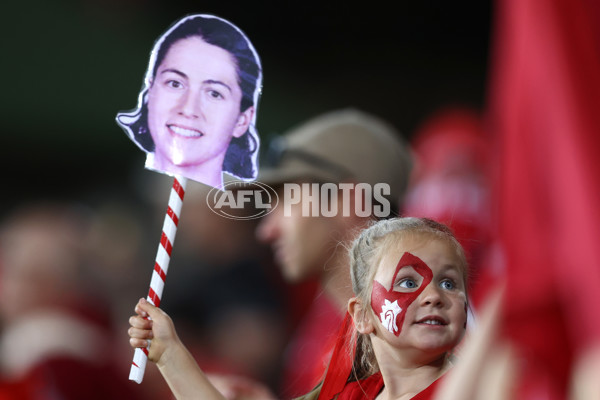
0 1 492 214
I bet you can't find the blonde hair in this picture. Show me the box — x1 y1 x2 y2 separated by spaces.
348 217 468 379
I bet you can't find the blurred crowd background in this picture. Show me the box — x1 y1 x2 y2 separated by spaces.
0 2 491 398
0 1 490 211
1 0 599 399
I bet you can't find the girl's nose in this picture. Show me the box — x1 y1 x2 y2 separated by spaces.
178 91 201 119
256 203 285 244
419 283 444 307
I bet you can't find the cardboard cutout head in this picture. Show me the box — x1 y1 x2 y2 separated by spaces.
116 14 262 189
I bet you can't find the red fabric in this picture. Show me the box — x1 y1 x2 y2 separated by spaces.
0 357 145 400
335 372 442 400
403 107 494 308
488 0 600 397
335 372 384 400
409 107 490 182
279 293 344 399
316 313 354 400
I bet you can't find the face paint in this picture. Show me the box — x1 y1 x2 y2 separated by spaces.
371 252 433 336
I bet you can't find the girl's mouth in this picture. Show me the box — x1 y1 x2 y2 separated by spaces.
168 124 203 137
415 316 448 326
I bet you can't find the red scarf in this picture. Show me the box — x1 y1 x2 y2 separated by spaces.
317 312 355 400
316 312 444 400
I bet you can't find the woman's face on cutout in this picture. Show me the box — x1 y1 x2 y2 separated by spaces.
147 36 252 169
370 236 467 354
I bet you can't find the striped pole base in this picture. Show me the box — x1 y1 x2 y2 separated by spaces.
130 176 187 384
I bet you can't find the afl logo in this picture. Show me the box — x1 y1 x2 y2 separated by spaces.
206 181 279 220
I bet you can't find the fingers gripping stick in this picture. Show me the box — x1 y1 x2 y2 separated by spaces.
129 176 187 384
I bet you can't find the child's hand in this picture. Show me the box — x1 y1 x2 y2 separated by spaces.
128 298 179 365
128 300 229 399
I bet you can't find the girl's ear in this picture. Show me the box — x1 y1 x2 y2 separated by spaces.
348 297 375 334
232 106 255 138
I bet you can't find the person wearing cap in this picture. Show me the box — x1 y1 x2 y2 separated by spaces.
255 108 413 398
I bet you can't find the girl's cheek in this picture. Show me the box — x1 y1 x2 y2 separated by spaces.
370 252 433 337
371 281 416 336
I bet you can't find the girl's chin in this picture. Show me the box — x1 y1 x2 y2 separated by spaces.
413 339 458 354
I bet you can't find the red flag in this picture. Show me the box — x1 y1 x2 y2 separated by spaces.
488 0 600 397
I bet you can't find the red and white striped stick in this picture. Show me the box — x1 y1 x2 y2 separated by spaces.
130 175 187 384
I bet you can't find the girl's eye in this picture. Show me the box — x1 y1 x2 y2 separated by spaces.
440 280 455 290
208 89 224 99
166 80 183 89
398 279 418 289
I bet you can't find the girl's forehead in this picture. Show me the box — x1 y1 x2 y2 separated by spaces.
376 234 462 276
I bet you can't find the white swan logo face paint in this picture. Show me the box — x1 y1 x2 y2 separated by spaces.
380 299 403 334
371 252 433 336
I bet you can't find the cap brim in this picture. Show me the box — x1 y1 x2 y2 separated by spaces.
256 158 344 187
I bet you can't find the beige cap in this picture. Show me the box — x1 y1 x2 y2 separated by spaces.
258 108 413 209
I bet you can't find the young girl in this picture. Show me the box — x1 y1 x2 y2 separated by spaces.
128 217 469 400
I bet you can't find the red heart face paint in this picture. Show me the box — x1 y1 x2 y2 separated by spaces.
371 252 433 336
